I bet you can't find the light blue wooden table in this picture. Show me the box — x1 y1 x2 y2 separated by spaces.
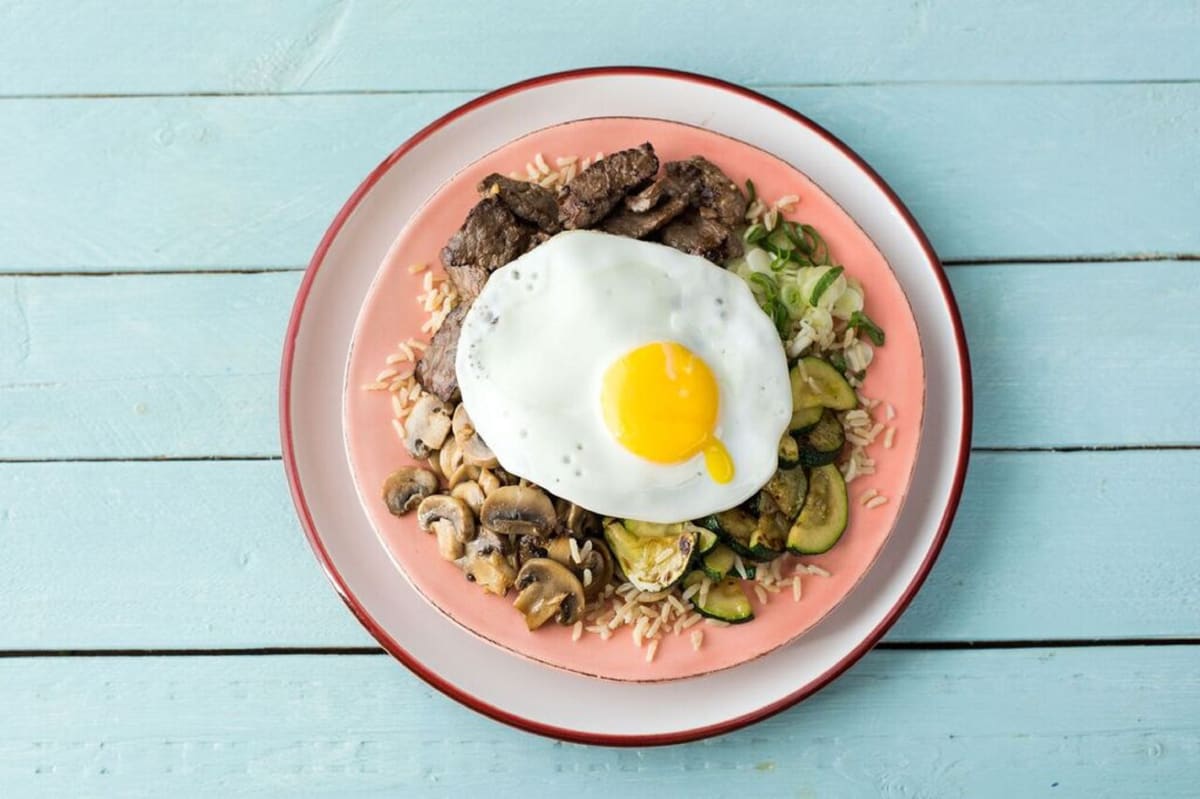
2 2 1198 796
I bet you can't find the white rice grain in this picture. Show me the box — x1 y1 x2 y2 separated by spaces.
569 537 582 564
753 584 769 606
645 639 659 662
792 576 802 602
885 402 896 420
884 427 896 449
859 488 879 506
391 418 405 442
691 630 704 651
866 495 888 509
807 564 832 578
572 621 583 642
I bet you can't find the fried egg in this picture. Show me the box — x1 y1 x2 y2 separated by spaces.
455 230 792 523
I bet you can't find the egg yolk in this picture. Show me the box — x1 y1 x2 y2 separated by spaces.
600 341 733 483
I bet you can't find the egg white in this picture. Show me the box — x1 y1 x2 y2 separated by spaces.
456 230 792 523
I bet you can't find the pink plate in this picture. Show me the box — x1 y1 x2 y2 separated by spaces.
343 117 925 681
281 67 971 744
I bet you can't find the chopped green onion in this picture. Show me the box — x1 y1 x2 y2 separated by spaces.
745 178 757 205
797 224 831 265
809 266 844 307
769 253 789 272
781 283 806 315
772 301 790 333
743 224 767 245
849 310 886 346
748 272 778 300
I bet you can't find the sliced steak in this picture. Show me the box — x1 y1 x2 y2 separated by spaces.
441 197 534 273
623 164 702 213
415 305 467 402
660 210 744 264
666 156 746 226
478 173 561 233
444 263 489 305
600 193 690 239
559 143 659 229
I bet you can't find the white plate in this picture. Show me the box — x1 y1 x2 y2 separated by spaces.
280 68 972 745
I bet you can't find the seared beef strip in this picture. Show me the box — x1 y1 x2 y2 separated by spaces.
667 156 747 226
444 262 489 305
660 209 744 264
414 305 467 402
600 193 690 239
558 143 659 229
441 197 534 274
478 173 561 233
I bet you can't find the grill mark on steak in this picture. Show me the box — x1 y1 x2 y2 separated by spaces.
558 143 659 229
478 173 561 233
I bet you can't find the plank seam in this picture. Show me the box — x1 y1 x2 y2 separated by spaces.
1 639 1196 658
3 78 1200 101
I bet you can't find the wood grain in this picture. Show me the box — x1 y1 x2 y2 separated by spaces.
2 0 1196 96
2 262 1195 459
1 84 1197 271
1 451 1196 649
0 647 1195 797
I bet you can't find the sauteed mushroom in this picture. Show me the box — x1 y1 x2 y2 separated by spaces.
461 531 516 595
544 536 615 600
417 495 476 561
403 395 452 458
479 485 556 537
380 467 438 516
450 480 486 516
511 558 585 630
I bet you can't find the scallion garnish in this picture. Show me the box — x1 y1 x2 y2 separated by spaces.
743 223 767 245
809 266 844 307
745 178 757 205
849 310 886 346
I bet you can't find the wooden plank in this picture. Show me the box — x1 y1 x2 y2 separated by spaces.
2 1 1197 96
1 451 1196 649
0 647 1195 796
1 84 1198 271
2 262 1196 460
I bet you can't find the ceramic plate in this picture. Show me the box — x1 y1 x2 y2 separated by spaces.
281 67 971 743
342 117 925 681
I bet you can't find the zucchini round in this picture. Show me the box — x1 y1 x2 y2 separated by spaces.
702 509 780 562
790 357 857 411
700 543 736 580
764 466 809 520
799 408 845 467
778 433 801 468
604 521 696 591
684 572 754 624
786 464 849 555
789 404 824 433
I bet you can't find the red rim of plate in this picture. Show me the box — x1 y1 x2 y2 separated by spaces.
279 66 974 747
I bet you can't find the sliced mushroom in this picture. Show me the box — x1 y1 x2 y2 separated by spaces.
450 480 486 516
479 485 556 537
543 536 615 600
403 395 452 459
477 468 501 496
381 467 438 516
460 433 500 469
512 558 586 630
516 534 550 567
425 454 444 481
461 540 516 596
556 501 601 539
451 403 475 444
438 435 462 480
447 462 481 489
492 467 521 487
417 495 476 563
